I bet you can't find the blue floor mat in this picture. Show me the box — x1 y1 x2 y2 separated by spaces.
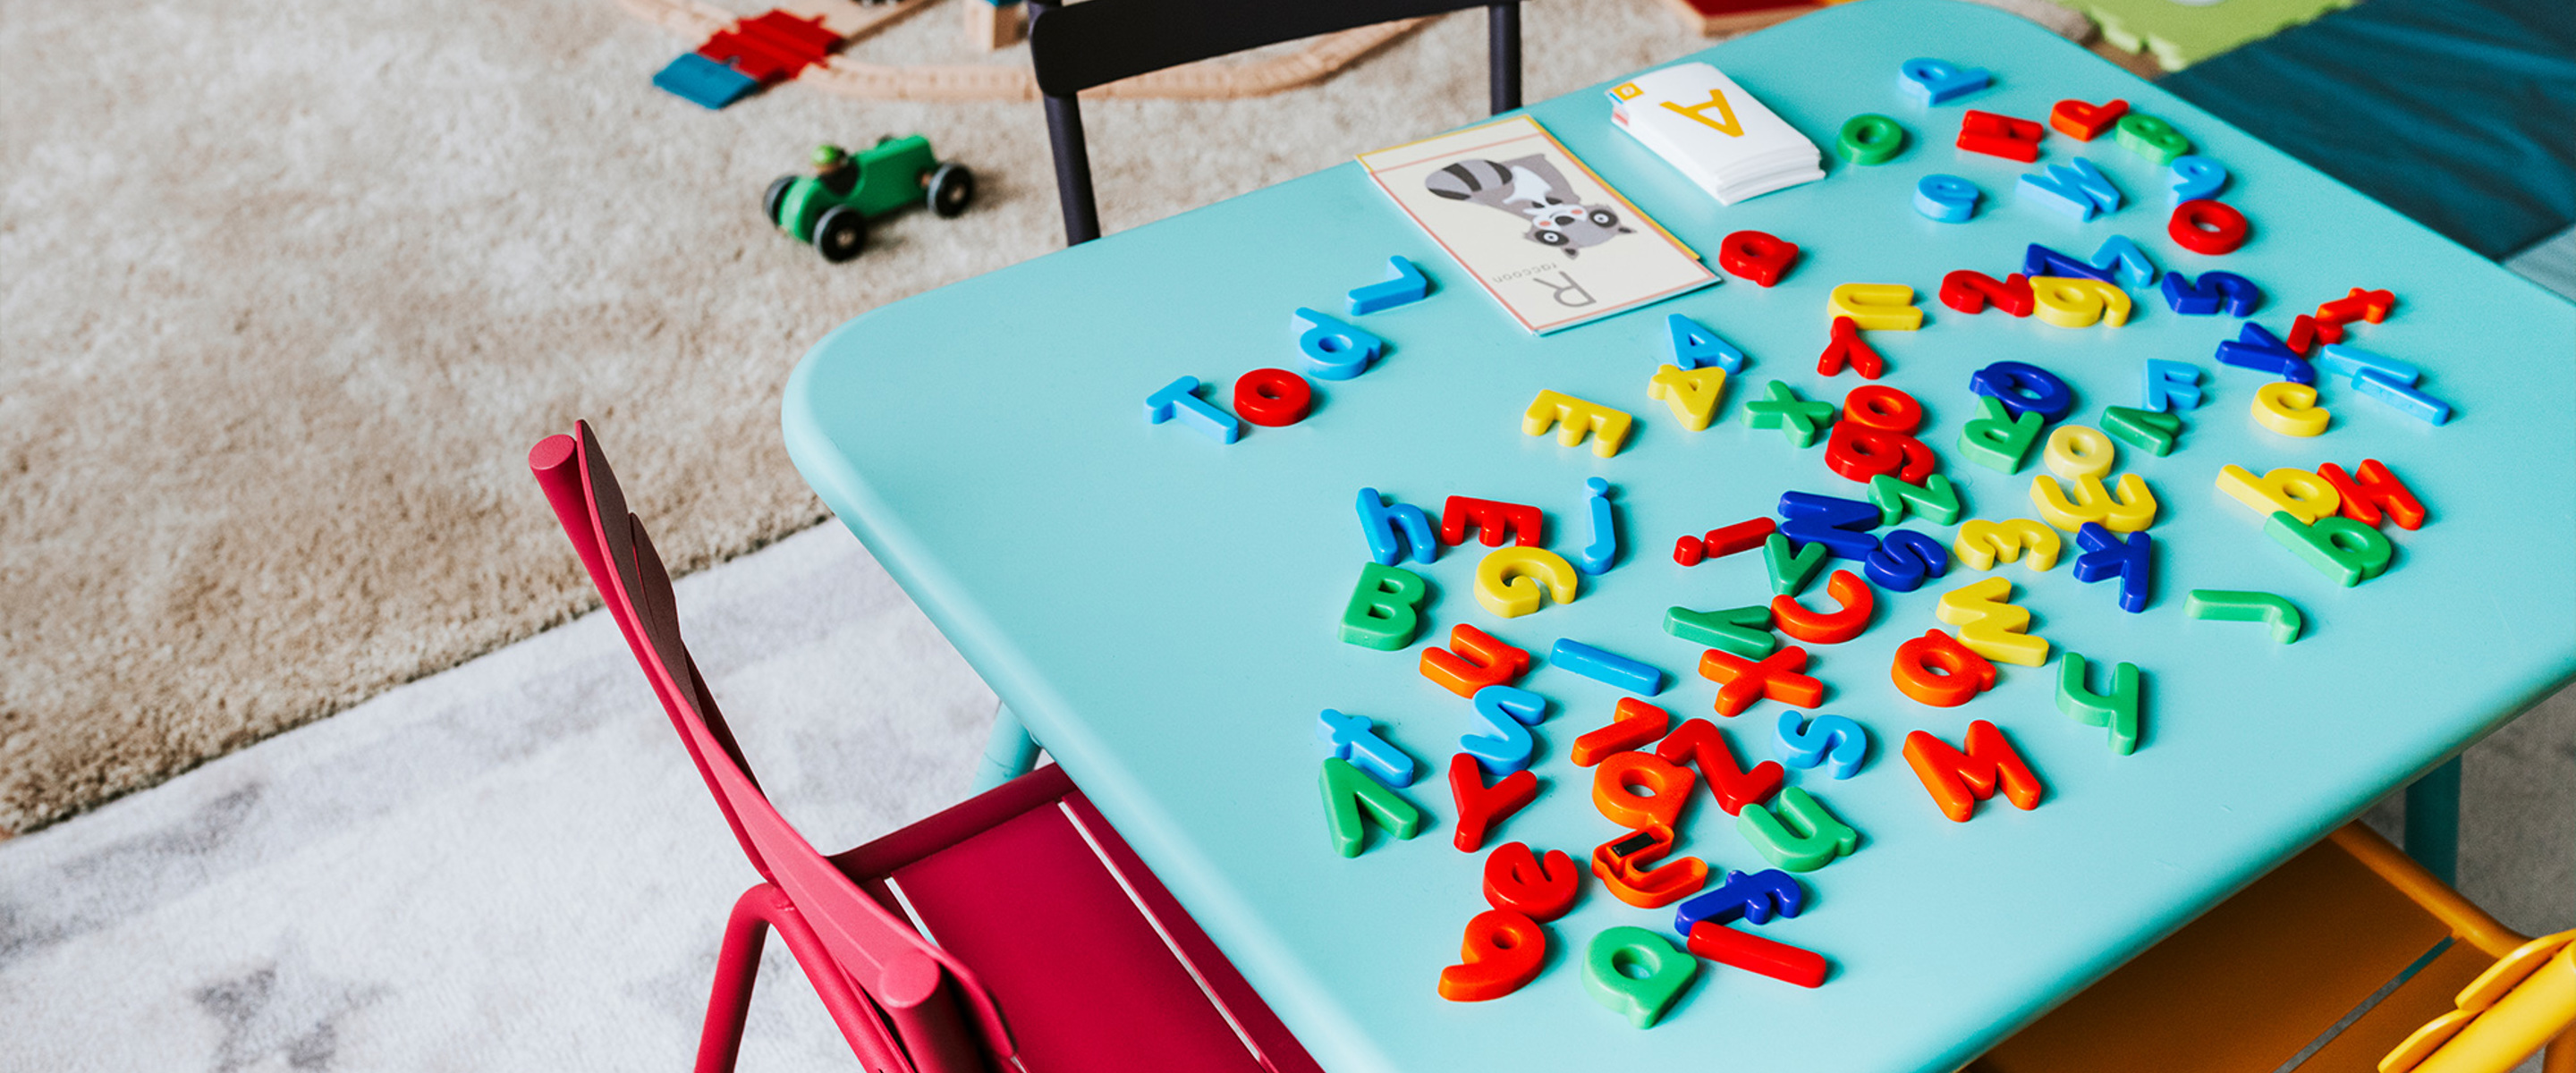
2162 0 2576 259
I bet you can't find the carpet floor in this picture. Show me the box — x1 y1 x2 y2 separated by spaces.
2 0 2097 833
0 522 2566 1071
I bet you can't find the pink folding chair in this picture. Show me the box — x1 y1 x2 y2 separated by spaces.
530 422 1325 1073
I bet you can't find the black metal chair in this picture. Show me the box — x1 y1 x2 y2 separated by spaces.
1026 0 1523 246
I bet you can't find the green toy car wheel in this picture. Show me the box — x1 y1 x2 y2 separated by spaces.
813 205 868 262
927 163 975 218
762 175 797 225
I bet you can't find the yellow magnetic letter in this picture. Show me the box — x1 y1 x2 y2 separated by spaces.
2029 277 2131 328
1524 390 1634 458
1476 546 1580 618
2043 425 2117 480
1953 519 2063 571
1936 576 2049 667
2031 473 2159 532
2216 464 2342 523
1827 283 1923 331
2252 382 2330 436
1648 364 1727 431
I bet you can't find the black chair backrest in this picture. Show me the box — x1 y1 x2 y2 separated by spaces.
1027 0 1521 246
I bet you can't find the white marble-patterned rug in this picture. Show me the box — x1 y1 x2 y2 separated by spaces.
0 524 998 1070
0 521 2568 1069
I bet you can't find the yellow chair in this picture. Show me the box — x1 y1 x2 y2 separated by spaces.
1969 824 2575 1073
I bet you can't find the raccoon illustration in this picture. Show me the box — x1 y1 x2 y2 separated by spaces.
1423 155 1634 257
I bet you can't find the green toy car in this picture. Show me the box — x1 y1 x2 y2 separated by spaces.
763 135 974 263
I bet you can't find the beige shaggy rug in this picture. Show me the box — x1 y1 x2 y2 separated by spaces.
0 0 2087 832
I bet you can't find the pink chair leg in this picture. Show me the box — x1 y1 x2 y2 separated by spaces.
694 885 777 1073
697 885 918 1073
756 889 917 1073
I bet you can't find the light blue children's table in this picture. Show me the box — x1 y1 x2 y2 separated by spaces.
783 2 2576 1069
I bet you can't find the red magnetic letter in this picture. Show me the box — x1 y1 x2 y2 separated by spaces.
1718 230 1801 287
1482 841 1580 921
2318 459 2427 530
1448 753 1538 852
1770 570 1875 645
2169 199 2250 255
1442 496 1545 547
1686 921 1828 988
1436 909 1546 1001
1654 717 1784 815
1939 270 2035 317
1958 110 2044 162
1816 317 1884 379
1231 368 1312 427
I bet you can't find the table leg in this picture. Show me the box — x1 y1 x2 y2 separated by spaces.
972 701 1041 791
2403 756 2462 886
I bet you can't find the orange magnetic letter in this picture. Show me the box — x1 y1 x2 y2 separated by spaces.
1890 629 1997 707
1420 624 1531 698
1572 697 1673 766
1593 751 1697 829
1902 720 2046 822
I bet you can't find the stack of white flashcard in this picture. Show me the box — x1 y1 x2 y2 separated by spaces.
1609 62 1823 206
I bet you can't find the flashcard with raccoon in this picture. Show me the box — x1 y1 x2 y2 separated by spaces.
1359 115 1717 334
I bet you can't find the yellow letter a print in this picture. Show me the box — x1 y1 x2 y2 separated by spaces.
1661 89 1743 137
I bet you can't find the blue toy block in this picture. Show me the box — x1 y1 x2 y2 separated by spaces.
2354 370 2453 425
1864 528 1949 592
1145 376 1240 444
1914 174 1981 223
1970 360 2076 423
2016 159 2123 220
1549 638 1664 696
2023 243 2116 283
1461 685 1548 776
2141 359 2203 412
2216 323 2316 385
1898 57 1990 104
2089 235 2160 288
1577 477 1619 576
2072 523 2154 613
653 53 760 110
1293 308 1384 381
1347 257 1431 316
1355 487 1437 566
1316 708 1417 789
1674 868 1807 934
2167 156 2230 206
2317 344 2420 387
1775 710 1870 779
1666 313 1747 372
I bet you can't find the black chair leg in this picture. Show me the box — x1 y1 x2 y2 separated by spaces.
1043 92 1104 246
1488 3 1521 114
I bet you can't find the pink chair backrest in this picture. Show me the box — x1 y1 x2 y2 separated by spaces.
530 425 1013 1073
